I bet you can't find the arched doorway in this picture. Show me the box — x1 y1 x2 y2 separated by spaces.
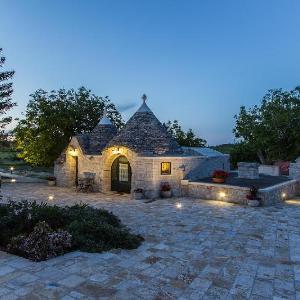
111 155 132 193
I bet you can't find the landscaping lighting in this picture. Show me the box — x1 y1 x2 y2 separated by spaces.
281 192 287 199
11 178 16 183
10 166 14 174
48 195 54 200
219 191 226 198
176 202 182 209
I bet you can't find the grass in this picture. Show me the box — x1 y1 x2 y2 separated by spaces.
0 149 52 178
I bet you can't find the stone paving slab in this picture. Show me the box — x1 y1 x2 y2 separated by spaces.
1 183 300 299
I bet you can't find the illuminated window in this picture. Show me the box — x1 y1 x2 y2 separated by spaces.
161 162 171 175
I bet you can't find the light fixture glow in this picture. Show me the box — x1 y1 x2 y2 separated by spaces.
219 191 226 198
69 146 77 156
48 195 54 200
11 178 16 183
176 202 182 209
282 192 287 199
10 166 14 171
112 147 121 155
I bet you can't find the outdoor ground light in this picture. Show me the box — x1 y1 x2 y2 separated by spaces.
11 178 16 183
219 191 226 198
10 166 14 174
176 202 182 209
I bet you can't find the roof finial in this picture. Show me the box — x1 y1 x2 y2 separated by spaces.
142 94 147 103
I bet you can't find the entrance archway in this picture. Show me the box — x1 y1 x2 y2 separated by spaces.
111 155 132 193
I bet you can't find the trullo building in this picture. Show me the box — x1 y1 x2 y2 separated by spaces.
54 96 229 198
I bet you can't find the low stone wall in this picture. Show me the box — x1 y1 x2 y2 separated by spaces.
184 179 299 206
259 165 280 176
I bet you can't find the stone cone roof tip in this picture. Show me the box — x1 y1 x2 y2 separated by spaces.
99 108 113 125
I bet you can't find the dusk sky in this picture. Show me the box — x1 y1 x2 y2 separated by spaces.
1 0 300 145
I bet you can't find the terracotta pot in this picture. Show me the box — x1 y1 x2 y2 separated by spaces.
161 190 172 198
248 199 260 207
212 177 225 183
48 180 56 186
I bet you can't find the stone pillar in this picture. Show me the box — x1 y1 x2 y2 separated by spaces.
289 157 300 179
238 162 259 179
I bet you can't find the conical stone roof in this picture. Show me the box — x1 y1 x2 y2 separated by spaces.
76 112 117 155
106 98 182 155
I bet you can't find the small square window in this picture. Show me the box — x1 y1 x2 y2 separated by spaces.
161 162 171 175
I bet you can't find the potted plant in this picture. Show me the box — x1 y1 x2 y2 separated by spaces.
160 182 172 198
246 186 260 207
212 170 229 183
133 188 144 200
47 176 56 186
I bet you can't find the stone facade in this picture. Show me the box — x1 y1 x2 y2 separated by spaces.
184 179 299 206
238 162 259 179
54 141 230 198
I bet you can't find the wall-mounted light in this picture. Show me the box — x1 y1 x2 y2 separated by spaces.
69 146 78 156
281 192 287 200
112 147 121 155
11 178 16 183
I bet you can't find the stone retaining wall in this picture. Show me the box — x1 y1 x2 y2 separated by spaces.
184 179 299 206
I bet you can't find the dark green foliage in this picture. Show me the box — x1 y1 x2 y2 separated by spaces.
165 120 207 147
0 201 143 261
234 86 300 163
212 143 259 169
14 87 124 166
0 48 16 139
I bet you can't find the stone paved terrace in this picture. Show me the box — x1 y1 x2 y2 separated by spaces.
1 183 300 299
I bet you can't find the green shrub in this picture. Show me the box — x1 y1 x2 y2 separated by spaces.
0 200 143 261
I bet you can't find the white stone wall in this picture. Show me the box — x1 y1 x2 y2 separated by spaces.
289 157 300 179
238 162 259 179
55 142 230 199
185 179 299 206
259 165 280 176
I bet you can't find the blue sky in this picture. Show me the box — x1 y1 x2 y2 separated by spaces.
1 0 300 145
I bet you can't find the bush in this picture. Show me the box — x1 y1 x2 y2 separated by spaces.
0 201 143 261
8 221 71 261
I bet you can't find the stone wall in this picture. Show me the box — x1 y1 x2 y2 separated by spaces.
184 179 299 206
259 165 280 176
289 157 300 179
238 162 259 179
55 140 230 199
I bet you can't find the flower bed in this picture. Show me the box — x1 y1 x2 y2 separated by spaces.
0 200 144 261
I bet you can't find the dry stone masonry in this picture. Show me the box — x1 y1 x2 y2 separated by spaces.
238 162 259 179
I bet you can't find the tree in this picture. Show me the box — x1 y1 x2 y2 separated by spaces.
14 87 124 166
0 48 16 141
165 120 207 147
233 87 300 164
